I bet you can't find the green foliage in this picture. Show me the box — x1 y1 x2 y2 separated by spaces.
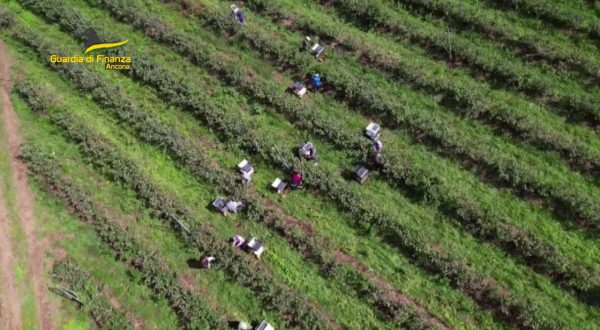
10 0 600 328
112 0 600 296
16 79 331 329
52 260 133 330
0 5 15 28
239 0 600 234
14 80 50 112
17 4 559 327
483 0 600 38
13 2 583 327
331 0 598 100
394 0 600 80
21 146 227 330
249 103 265 115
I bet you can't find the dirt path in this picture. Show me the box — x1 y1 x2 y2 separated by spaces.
0 40 54 330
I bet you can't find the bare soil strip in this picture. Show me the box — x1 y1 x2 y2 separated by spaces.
0 40 54 330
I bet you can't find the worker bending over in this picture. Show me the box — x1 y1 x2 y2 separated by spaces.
231 4 245 23
290 171 303 188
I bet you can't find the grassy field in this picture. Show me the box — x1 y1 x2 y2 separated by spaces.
0 0 599 329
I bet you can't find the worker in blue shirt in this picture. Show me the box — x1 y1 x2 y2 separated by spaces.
311 73 322 91
236 10 245 23
231 4 245 23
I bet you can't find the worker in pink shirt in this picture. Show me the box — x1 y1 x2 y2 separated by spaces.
290 171 303 188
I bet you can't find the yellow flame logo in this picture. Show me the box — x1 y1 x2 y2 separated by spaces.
84 40 129 54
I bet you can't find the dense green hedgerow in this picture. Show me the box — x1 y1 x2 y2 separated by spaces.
0 5 15 28
21 146 227 330
13 12 558 329
52 260 134 330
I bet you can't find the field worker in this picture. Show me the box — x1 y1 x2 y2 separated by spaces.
374 152 383 166
241 170 252 184
311 73 322 91
290 171 303 188
373 139 382 153
232 235 245 248
302 143 317 162
236 9 245 23
202 256 216 269
302 36 311 51
308 145 318 162
231 4 245 24
226 200 243 213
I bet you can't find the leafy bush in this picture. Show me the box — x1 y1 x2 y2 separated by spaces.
0 5 15 28
17 83 330 329
21 146 227 330
12 2 582 328
52 260 133 330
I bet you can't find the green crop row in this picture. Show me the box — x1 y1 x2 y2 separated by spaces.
127 56 554 329
0 5 14 27
11 21 436 327
15 78 333 330
239 0 600 174
52 260 133 330
213 0 600 229
243 0 600 128
34 4 575 327
123 56 571 330
117 0 600 237
178 0 600 295
14 1 594 327
0 21 490 325
480 0 600 38
325 0 600 117
392 0 600 82
25 0 600 309
20 145 226 330
131 0 600 288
